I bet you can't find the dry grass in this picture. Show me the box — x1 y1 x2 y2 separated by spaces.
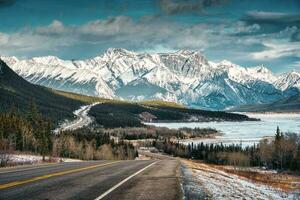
181 159 300 192
141 100 185 108
217 166 300 192
52 89 107 103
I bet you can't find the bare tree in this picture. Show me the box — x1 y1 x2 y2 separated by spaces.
0 139 12 167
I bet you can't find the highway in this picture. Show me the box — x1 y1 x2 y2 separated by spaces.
0 159 182 200
55 102 99 133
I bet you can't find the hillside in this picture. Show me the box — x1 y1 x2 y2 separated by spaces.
228 93 300 113
0 60 84 124
89 102 255 128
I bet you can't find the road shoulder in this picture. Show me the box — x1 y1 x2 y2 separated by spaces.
103 159 183 200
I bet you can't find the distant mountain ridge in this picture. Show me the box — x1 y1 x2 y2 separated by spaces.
1 48 299 110
228 93 300 113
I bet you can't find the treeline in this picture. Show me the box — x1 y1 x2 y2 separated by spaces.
55 128 137 160
0 102 137 166
0 101 52 162
100 126 218 140
155 127 300 171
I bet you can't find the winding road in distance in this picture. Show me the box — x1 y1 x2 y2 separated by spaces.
55 102 100 133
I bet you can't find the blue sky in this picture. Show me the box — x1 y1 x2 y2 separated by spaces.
0 0 299 73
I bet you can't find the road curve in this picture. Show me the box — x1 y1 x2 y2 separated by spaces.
55 102 99 133
0 160 182 200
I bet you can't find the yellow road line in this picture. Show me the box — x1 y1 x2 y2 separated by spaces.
0 161 122 190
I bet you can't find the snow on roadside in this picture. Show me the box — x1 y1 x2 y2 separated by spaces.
181 165 209 199
59 158 82 162
181 160 299 200
8 154 46 165
4 154 82 166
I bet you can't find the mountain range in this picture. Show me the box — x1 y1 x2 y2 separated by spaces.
0 60 252 127
1 48 299 110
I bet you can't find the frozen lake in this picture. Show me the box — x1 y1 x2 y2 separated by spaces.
146 113 300 146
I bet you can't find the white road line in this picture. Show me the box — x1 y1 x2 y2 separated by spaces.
94 161 157 200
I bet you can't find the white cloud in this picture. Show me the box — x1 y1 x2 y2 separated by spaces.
229 22 260 34
251 41 300 60
0 16 298 66
287 61 300 71
246 11 290 19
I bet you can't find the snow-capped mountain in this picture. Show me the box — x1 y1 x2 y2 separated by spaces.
1 48 299 110
274 71 300 91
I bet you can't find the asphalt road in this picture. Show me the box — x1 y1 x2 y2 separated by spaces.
56 102 99 132
0 159 182 200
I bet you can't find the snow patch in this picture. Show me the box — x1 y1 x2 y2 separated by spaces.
182 161 299 200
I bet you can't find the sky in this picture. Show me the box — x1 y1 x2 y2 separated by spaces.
0 0 299 73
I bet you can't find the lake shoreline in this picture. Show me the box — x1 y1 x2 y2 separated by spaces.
147 113 300 147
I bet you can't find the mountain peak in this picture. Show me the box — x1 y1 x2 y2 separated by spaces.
31 55 61 64
105 48 135 56
253 65 270 74
175 49 205 58
280 71 300 78
289 71 300 76
219 60 234 66
274 71 300 91
0 56 19 65
176 49 194 55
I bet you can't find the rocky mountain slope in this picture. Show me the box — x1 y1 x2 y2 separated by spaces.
1 48 299 110
228 93 300 113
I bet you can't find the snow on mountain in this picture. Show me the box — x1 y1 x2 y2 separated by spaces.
274 71 300 91
1 48 299 110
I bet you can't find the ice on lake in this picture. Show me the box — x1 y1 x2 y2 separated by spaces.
146 113 300 147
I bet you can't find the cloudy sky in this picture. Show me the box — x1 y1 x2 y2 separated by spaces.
0 0 299 73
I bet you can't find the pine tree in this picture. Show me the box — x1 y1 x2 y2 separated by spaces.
274 126 283 169
27 98 40 126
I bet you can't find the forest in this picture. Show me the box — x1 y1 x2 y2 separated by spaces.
0 60 85 125
154 126 300 171
0 102 137 166
89 101 255 128
103 126 219 140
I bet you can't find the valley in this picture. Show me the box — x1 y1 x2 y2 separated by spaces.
1 1 300 199
1 54 299 200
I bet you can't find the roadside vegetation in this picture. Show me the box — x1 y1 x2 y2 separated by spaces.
53 128 137 161
0 102 137 167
